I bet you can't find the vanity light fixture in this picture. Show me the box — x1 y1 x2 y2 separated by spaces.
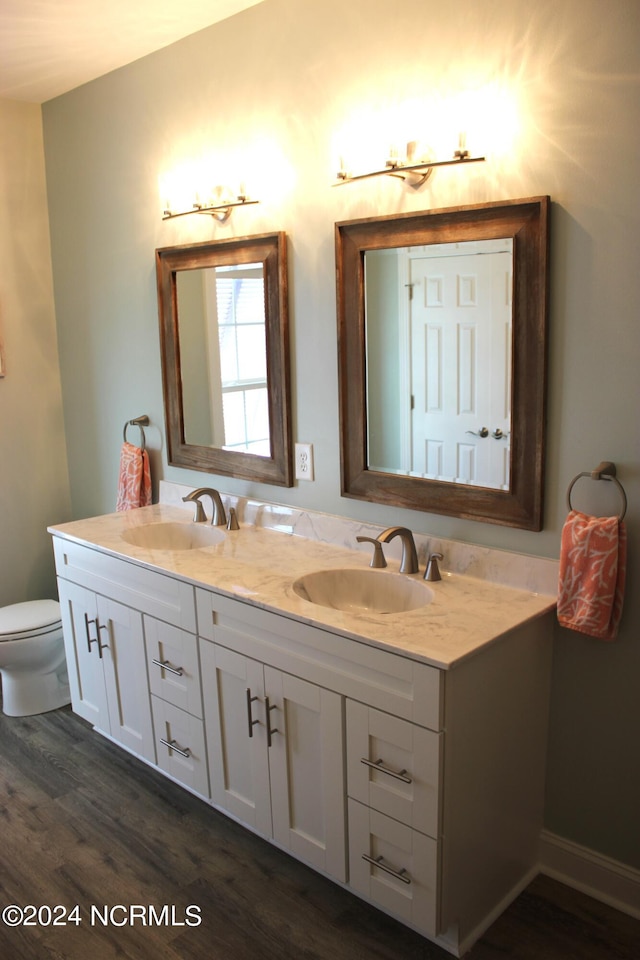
162 192 259 223
334 135 484 188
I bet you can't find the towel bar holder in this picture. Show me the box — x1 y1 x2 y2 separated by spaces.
566 461 627 521
123 415 150 451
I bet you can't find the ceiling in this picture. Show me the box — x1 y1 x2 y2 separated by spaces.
0 0 264 103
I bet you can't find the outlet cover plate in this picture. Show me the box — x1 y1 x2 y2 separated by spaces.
295 442 314 481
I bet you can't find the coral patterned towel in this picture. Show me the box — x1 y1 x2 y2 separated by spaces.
116 442 152 512
557 510 627 641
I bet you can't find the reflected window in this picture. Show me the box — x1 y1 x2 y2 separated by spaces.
215 264 270 455
176 262 270 454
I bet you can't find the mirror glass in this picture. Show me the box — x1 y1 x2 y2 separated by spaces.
336 198 550 530
364 238 513 489
177 262 270 453
157 233 292 486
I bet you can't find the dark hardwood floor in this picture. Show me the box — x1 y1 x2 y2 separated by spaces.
0 704 637 959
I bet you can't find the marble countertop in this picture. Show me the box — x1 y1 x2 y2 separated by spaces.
49 504 556 670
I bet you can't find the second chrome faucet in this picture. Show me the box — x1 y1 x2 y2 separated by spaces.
358 526 443 581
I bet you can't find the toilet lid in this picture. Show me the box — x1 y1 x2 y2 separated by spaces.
0 600 62 639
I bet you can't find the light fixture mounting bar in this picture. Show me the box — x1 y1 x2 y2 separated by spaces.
162 198 259 221
334 154 485 186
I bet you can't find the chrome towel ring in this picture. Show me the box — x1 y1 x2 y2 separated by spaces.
566 461 627 521
123 415 149 451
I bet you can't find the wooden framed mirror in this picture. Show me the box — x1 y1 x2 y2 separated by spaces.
156 232 292 486
336 197 550 530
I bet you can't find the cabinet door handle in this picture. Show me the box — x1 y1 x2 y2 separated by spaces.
246 688 259 738
96 622 109 659
159 737 191 759
84 614 99 654
360 757 412 784
152 658 184 678
362 854 411 885
265 696 279 748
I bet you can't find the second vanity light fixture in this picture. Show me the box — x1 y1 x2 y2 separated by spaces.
334 135 484 188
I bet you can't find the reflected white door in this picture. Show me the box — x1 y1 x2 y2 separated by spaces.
410 246 512 488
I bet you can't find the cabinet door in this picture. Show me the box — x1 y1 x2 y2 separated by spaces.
57 578 109 730
96 595 156 764
266 667 346 882
347 701 441 837
200 641 272 836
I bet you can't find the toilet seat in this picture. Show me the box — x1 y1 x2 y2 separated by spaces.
0 600 62 642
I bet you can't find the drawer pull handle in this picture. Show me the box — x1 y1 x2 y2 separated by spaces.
360 757 412 784
246 688 260 738
362 854 411 885
265 696 279 748
152 658 184 678
159 737 191 759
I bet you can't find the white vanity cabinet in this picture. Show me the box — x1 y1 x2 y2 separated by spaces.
51 528 553 958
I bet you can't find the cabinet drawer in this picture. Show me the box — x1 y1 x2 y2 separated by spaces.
197 588 442 730
348 799 439 938
145 618 203 718
347 701 441 837
151 697 209 799
53 537 196 632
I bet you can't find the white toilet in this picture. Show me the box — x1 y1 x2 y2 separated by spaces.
0 600 71 717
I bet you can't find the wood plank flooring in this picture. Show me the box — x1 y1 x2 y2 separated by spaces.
0 704 637 959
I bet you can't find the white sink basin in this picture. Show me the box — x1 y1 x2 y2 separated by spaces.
121 521 225 551
292 568 433 615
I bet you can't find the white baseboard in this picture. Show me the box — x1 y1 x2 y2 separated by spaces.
539 830 640 920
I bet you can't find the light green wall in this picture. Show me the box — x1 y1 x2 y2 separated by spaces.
41 0 639 868
0 100 71 606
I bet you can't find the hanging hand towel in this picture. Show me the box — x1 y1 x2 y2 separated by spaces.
116 441 152 512
557 510 627 641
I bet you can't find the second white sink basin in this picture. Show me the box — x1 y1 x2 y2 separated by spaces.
292 568 433 615
121 521 225 551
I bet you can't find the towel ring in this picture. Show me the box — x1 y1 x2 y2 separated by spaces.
566 461 627 521
123 415 149 451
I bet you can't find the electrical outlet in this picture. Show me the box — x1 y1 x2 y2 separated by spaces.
295 442 314 481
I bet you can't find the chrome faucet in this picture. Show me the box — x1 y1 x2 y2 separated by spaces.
376 526 419 575
182 487 227 526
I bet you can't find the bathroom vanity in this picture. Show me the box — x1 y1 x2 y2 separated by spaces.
49 501 556 957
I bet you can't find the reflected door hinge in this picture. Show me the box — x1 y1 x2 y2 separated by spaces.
404 282 415 300
410 394 415 410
